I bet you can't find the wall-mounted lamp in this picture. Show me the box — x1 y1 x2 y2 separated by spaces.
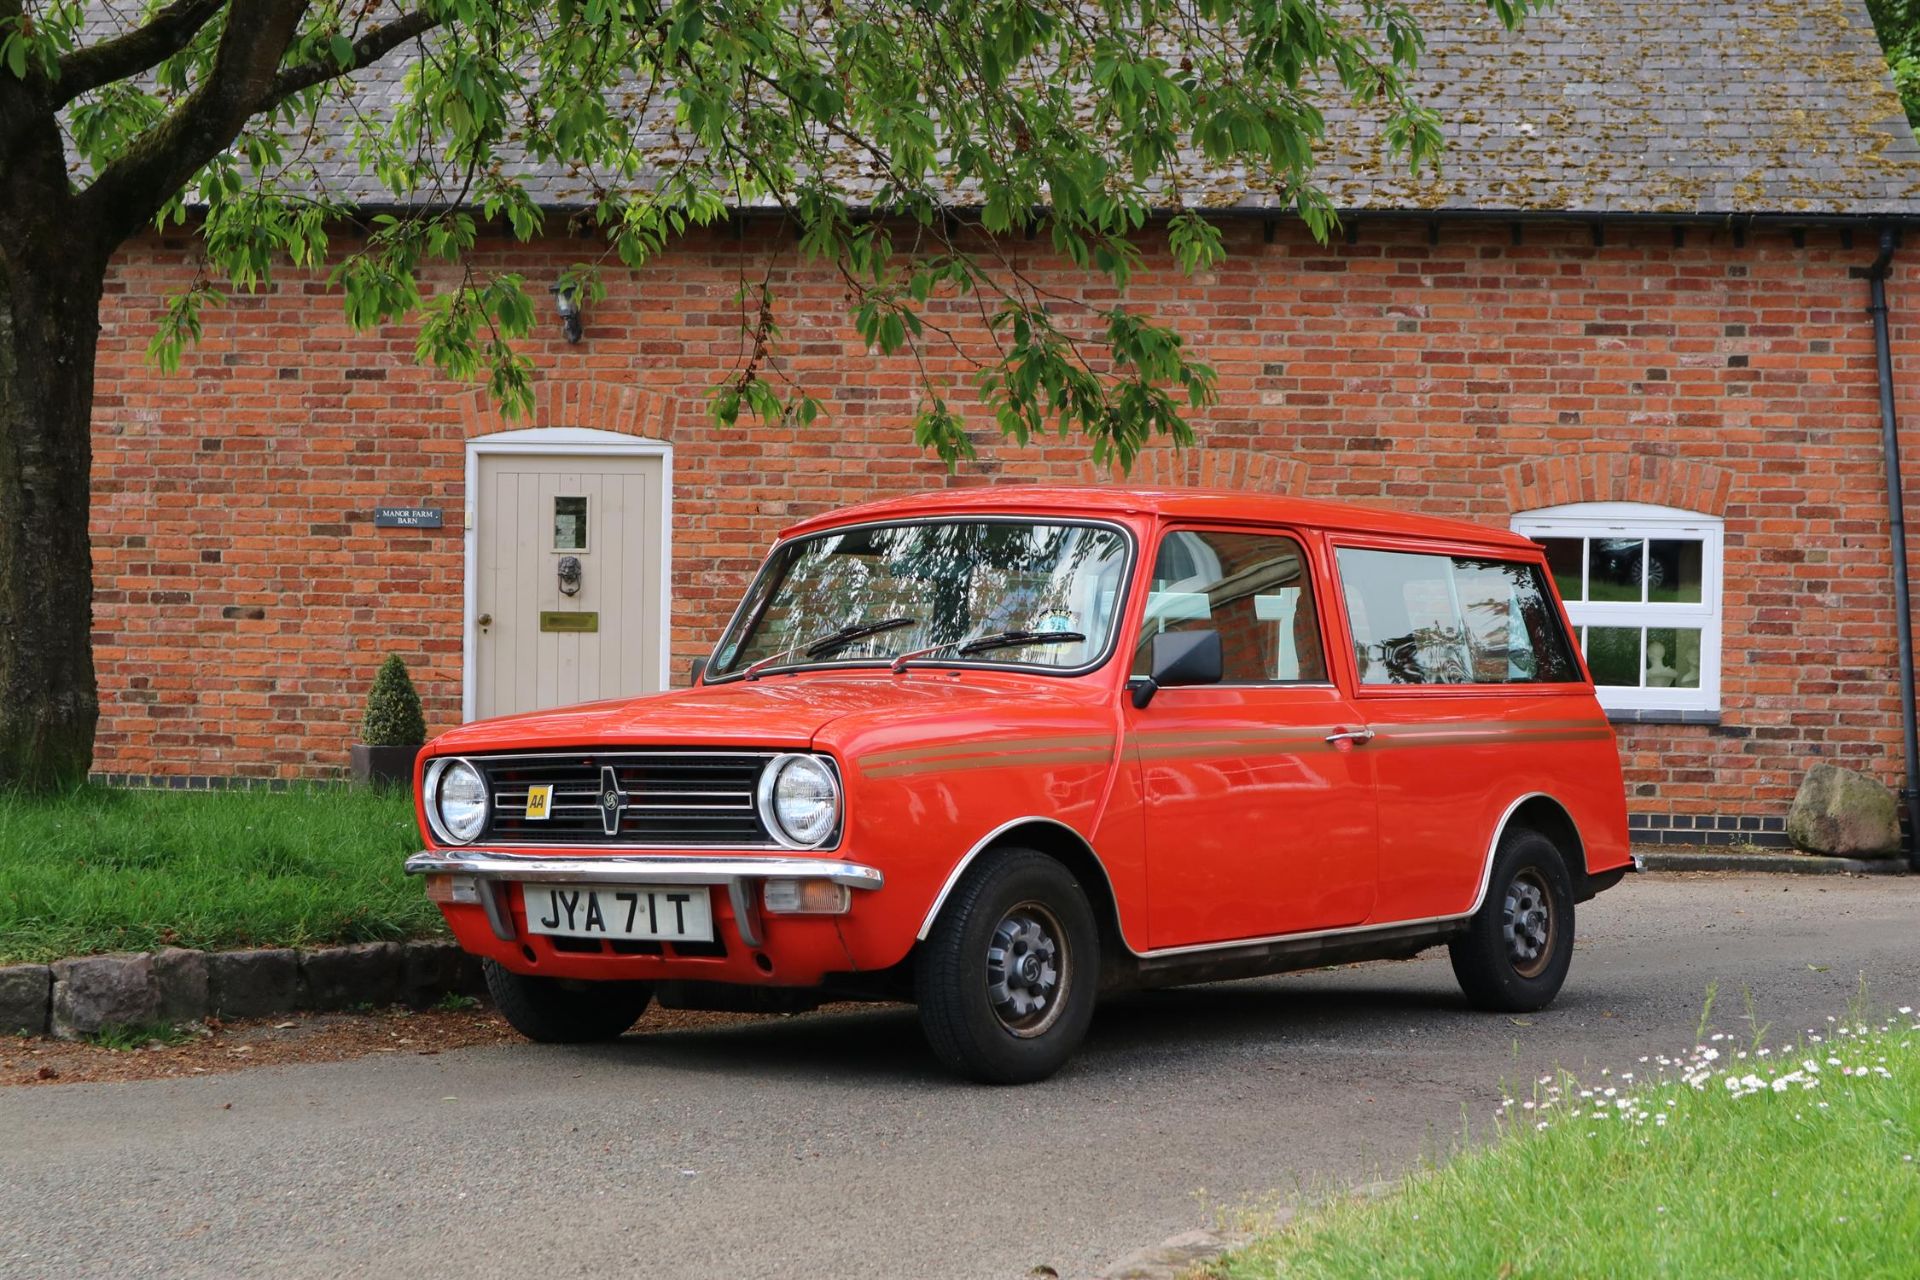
550 281 583 344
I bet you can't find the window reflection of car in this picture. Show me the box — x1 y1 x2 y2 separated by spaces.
1593 537 1664 590
406 487 1633 1084
1364 628 1473 685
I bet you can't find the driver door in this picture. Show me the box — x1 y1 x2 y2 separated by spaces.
1125 526 1379 950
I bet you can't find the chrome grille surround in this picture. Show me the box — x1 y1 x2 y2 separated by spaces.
470 750 784 848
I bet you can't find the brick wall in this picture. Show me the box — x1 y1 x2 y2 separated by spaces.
89 217 1920 833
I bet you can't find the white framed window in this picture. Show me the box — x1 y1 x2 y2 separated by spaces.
1510 502 1723 715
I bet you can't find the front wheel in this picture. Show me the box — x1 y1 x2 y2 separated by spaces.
483 959 654 1043
1449 827 1576 1012
915 849 1100 1085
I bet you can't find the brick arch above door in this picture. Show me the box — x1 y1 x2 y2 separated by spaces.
1502 454 1733 518
456 381 674 442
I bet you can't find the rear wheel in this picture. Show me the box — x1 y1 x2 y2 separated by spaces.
483 959 654 1043
915 849 1100 1085
1449 827 1575 1012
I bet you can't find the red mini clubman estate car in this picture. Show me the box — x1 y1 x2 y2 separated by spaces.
408 486 1634 1083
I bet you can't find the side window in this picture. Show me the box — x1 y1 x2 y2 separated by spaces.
1451 559 1579 683
1337 549 1469 685
1336 548 1578 686
1133 530 1327 683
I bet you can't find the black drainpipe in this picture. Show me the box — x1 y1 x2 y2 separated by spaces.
1867 227 1920 870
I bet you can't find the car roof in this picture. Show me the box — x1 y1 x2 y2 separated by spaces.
779 485 1539 552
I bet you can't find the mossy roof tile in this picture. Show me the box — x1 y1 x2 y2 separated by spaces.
69 0 1920 216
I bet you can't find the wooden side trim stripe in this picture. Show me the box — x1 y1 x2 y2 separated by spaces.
858 733 1114 768
863 747 1114 780
862 720 1610 777
1139 737 1337 760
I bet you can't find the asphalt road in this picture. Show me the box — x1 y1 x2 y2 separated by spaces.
4 873 1916 1280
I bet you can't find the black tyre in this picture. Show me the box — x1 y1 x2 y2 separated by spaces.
915 848 1100 1085
483 959 654 1044
1449 827 1576 1012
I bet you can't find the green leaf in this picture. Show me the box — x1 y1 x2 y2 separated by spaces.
38 0 1511 470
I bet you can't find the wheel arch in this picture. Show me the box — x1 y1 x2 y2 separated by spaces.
1485 792 1598 906
914 817 1138 958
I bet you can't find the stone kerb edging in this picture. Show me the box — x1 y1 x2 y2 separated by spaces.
0 941 485 1039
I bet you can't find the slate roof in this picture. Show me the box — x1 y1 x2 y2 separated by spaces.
71 0 1920 217
1284 0 1920 217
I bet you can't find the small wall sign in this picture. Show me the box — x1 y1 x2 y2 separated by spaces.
540 611 599 633
375 506 443 528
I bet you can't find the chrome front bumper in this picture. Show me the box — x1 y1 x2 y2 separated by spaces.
403 849 883 947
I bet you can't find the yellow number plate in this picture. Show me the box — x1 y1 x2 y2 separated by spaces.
524 784 553 821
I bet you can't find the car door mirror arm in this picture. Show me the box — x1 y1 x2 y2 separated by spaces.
1127 676 1158 709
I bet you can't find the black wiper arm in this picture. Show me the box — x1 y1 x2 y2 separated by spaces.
805 615 919 658
888 627 1090 672
957 628 1087 656
744 616 919 679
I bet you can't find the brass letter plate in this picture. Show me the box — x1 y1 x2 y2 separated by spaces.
539 611 599 633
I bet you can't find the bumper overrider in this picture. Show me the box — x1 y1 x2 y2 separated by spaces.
404 849 883 949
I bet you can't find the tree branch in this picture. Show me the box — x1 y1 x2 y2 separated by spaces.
77 0 312 245
261 8 439 111
53 0 227 107
72 0 445 250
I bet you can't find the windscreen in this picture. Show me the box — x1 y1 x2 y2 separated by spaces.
709 520 1131 678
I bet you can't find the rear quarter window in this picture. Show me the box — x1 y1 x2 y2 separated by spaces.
1336 547 1580 686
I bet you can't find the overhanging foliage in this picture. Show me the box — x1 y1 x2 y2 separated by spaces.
3 0 1536 468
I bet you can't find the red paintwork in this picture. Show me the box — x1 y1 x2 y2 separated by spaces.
416 487 1632 986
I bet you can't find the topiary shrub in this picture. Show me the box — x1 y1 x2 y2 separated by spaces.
361 654 427 747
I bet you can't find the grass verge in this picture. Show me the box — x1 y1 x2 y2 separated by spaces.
1209 1004 1920 1280
0 784 442 964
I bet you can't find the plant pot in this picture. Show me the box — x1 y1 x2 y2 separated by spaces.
351 743 420 789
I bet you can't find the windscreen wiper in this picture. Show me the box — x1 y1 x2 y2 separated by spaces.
959 628 1087 655
889 627 1088 671
744 616 920 679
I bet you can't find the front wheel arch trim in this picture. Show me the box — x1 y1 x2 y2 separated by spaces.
914 816 1140 956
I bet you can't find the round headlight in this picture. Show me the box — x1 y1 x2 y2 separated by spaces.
758 754 840 847
434 759 488 844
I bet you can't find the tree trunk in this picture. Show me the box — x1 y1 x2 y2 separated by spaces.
0 248 106 791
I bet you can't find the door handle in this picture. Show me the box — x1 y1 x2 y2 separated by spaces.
1325 726 1375 747
476 613 493 629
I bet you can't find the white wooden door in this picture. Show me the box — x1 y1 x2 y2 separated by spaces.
473 451 665 719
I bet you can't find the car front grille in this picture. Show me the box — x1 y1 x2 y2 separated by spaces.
473 751 775 847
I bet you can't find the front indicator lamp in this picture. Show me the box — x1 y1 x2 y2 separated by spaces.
424 874 481 905
763 878 852 915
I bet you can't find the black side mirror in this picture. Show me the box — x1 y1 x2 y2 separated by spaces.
689 656 709 686
1128 630 1223 708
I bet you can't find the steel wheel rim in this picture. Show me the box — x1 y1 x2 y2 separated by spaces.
1502 870 1555 979
986 900 1070 1038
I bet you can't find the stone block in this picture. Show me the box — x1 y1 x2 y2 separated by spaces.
400 941 485 1007
299 942 402 1011
208 948 301 1019
50 954 157 1039
1787 763 1902 858
150 948 211 1022
0 965 51 1037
